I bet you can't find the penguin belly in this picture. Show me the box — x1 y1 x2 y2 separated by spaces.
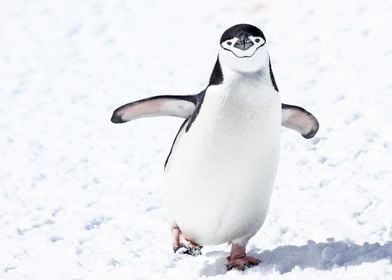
165 85 281 246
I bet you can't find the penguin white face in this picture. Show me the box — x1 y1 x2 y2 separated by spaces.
219 24 269 73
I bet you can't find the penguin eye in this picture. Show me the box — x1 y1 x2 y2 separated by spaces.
227 41 232 46
255 38 260 43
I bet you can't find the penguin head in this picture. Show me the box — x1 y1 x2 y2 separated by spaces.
219 24 269 73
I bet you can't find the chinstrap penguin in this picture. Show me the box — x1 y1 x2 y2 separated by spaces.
111 24 319 270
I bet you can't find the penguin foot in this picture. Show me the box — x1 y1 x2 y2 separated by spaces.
226 255 261 270
174 245 203 256
172 225 202 256
226 243 260 270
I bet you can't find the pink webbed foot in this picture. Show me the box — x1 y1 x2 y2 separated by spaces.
227 255 261 270
171 225 202 256
227 243 261 270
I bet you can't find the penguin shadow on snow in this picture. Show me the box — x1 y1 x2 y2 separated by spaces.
199 240 392 276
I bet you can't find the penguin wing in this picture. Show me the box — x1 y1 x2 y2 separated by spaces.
111 95 198 123
281 104 319 139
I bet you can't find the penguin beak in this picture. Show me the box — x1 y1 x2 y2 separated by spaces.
234 34 254 50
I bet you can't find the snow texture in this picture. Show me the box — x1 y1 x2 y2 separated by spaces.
1 0 391 279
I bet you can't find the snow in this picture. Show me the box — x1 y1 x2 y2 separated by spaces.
1 0 391 279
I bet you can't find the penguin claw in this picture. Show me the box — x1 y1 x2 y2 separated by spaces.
182 246 203 256
173 245 202 256
173 245 181 253
226 255 261 271
226 262 255 271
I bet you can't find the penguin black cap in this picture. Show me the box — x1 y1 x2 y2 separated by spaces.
220 24 266 43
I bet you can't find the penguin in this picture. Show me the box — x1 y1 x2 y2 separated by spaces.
111 24 319 270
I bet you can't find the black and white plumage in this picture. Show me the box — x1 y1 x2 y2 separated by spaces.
111 24 319 270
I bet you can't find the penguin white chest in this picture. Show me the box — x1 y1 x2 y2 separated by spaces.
165 79 281 245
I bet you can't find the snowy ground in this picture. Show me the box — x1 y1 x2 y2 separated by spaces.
1 0 391 279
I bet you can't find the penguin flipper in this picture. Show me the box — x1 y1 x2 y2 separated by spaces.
281 104 319 139
111 95 197 123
